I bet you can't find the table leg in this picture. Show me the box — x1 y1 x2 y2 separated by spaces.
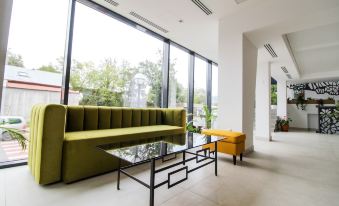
117 159 121 190
150 158 155 206
214 141 218 176
183 151 186 165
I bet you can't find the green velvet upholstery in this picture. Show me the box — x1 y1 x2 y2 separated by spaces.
28 104 186 184
28 104 66 185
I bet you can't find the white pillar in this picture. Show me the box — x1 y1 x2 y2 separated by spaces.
218 27 257 152
277 80 287 117
255 62 271 141
0 0 13 107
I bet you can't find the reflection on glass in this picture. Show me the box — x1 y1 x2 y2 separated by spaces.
69 3 163 107
193 57 207 127
168 45 189 109
0 0 69 164
98 133 224 164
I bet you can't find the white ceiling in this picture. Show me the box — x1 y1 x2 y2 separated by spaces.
287 23 339 76
93 0 266 62
92 0 339 82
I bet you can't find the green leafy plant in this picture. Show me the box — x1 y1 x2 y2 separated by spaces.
296 92 306 110
280 117 292 126
200 105 215 129
186 121 202 133
0 127 28 150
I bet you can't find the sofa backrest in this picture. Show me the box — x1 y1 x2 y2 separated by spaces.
65 106 186 132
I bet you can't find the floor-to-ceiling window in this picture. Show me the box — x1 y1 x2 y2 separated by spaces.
212 64 218 128
0 0 69 164
0 0 218 167
69 2 163 108
193 56 207 127
168 45 189 109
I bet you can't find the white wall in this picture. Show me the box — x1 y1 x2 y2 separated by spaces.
242 36 258 149
277 80 287 117
0 0 13 107
255 62 271 140
218 24 257 151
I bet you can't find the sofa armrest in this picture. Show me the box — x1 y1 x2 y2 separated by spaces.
162 109 186 129
28 104 66 184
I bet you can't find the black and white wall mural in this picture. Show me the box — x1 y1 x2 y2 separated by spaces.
287 80 339 134
288 80 339 96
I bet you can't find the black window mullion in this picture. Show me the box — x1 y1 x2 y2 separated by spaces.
61 0 76 105
161 39 170 108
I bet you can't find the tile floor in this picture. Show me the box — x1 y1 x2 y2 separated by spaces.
1 131 339 206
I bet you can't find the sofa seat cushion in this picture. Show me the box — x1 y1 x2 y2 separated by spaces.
201 129 246 144
65 125 185 143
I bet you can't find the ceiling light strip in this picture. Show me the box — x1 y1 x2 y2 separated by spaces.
104 0 119 7
191 0 212 15
129 11 169 33
281 66 288 73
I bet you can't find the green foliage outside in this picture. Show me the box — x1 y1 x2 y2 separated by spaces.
271 84 277 105
38 64 61 73
7 51 25 67
67 51 188 107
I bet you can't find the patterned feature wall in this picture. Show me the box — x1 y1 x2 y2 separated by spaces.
288 80 339 96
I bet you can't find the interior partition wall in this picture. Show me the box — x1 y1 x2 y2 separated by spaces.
0 0 217 168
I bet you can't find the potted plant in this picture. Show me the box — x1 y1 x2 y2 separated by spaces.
274 117 281 132
296 92 306 110
200 105 216 129
186 121 202 133
280 117 292 132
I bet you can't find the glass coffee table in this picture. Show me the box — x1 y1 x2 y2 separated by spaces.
97 132 225 206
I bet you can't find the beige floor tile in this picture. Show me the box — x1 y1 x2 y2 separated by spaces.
2 131 339 206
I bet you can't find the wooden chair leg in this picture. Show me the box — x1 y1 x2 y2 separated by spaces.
233 155 236 165
240 153 243 161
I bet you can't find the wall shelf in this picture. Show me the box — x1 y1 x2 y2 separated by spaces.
287 99 335 104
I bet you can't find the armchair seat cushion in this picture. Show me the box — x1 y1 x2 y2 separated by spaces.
201 129 246 143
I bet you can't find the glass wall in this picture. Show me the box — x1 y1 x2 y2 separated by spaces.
168 45 189 109
212 64 218 128
0 0 218 167
193 56 207 127
0 0 69 164
69 2 163 108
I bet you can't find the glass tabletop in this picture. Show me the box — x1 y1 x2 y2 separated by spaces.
97 132 225 164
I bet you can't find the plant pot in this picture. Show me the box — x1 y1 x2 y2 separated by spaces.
281 125 289 132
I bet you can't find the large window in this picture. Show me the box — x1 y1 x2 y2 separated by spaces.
68 2 163 108
168 45 189 109
0 0 218 167
212 64 218 128
0 0 69 164
193 57 207 127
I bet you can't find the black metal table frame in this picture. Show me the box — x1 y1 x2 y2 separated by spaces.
116 141 218 206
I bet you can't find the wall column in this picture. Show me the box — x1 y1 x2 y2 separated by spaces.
277 80 287 117
255 62 271 141
218 25 257 152
0 0 13 110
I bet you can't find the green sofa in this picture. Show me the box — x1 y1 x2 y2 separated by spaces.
28 104 186 185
